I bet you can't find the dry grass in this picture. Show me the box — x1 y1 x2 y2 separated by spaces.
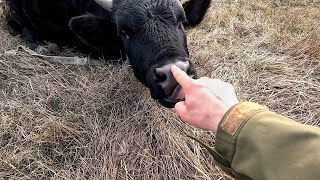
0 0 319 179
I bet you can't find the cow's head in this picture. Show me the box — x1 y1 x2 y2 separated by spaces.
69 0 211 108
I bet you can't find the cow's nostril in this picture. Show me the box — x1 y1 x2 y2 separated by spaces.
155 70 167 82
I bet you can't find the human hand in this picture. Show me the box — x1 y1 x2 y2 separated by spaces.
171 65 239 133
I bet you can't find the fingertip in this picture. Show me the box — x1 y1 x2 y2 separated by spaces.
174 101 187 114
175 101 193 125
174 101 182 110
171 65 182 75
171 65 192 89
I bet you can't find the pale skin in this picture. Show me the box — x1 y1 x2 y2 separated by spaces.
171 65 239 133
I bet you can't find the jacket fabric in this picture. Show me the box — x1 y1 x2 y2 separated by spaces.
204 102 320 180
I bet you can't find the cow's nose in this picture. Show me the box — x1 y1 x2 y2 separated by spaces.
155 61 190 97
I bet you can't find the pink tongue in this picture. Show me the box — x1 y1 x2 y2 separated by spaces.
164 85 185 103
176 87 185 100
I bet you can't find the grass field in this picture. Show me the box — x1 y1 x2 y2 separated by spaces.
0 0 319 179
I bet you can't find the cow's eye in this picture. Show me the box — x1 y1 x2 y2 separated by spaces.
120 27 134 38
120 30 129 38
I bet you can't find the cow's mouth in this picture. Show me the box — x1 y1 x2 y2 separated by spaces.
147 60 195 108
159 84 183 108
157 68 195 108
159 84 184 108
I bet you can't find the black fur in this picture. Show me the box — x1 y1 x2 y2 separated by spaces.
6 0 211 107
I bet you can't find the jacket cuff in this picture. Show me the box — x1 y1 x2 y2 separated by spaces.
214 102 268 167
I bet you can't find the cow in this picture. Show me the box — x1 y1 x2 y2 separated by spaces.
6 0 211 108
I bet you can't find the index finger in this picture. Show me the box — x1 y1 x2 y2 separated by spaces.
171 65 193 90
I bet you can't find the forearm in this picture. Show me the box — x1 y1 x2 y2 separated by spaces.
213 102 320 180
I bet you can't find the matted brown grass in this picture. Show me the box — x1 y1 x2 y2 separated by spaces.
0 0 319 179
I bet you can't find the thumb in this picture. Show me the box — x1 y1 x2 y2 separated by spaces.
171 65 193 90
174 101 188 121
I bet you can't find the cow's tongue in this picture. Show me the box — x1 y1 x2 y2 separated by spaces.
163 84 182 103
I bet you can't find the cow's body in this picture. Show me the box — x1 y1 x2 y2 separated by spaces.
6 0 211 107
8 0 121 58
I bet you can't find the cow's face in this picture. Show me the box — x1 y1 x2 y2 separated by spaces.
71 0 211 108
111 0 196 107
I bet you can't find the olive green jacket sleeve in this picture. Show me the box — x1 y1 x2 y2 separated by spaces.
213 102 320 180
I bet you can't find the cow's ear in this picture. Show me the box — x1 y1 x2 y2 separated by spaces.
69 14 123 59
182 0 211 26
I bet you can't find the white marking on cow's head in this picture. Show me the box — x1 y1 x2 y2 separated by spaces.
95 0 113 12
179 0 191 5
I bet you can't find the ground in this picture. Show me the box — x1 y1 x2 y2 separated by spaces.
0 0 319 179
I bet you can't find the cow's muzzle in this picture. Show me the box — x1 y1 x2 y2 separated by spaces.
154 60 195 108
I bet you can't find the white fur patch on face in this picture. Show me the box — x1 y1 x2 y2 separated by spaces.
179 0 191 5
95 0 113 11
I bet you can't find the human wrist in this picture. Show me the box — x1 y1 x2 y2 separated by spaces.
210 103 230 133
213 102 269 168
216 102 268 135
